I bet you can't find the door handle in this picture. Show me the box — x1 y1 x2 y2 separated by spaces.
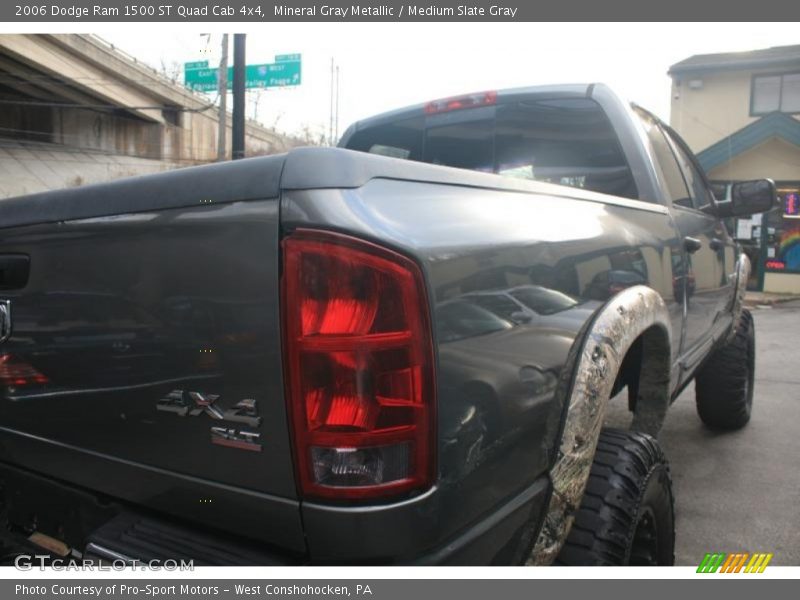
683 237 702 254
709 238 724 251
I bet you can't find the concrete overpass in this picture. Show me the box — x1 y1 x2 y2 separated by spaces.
0 34 296 197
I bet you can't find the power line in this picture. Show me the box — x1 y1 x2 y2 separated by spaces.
0 44 217 108
0 131 284 165
0 72 219 102
0 72 199 87
671 105 800 169
0 100 284 151
0 140 211 166
0 97 218 113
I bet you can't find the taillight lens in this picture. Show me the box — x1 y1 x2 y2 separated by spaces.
282 229 436 500
0 354 49 387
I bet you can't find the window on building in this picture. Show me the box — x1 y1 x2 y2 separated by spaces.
751 73 800 115
766 186 800 274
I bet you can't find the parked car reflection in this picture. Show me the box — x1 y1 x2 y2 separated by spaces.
584 269 648 301
436 298 514 342
461 285 586 331
435 292 593 482
3 291 220 399
671 251 696 300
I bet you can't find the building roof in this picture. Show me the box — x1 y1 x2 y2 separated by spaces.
669 44 800 77
696 112 800 172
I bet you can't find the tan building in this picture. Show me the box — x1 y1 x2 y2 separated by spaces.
669 44 800 293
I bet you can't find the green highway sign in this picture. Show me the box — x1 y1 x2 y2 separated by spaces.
184 55 302 92
246 61 301 88
184 65 218 91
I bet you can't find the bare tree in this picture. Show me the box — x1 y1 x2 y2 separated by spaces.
295 123 327 147
159 59 183 84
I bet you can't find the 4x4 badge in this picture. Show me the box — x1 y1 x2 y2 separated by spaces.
156 390 261 427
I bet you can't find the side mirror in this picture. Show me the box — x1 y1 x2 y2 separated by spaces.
716 179 778 217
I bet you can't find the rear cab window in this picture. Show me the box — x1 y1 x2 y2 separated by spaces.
344 96 640 200
346 116 425 160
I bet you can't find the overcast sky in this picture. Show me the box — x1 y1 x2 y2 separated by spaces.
101 23 798 141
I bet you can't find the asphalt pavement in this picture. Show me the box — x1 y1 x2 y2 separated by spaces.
604 301 800 566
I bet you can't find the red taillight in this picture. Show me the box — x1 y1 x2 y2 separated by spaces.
282 229 436 500
424 90 497 114
0 354 49 387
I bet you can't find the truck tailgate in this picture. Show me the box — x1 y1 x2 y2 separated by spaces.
0 158 305 553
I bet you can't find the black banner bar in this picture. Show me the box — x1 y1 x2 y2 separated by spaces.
2 0 800 22
4 579 799 600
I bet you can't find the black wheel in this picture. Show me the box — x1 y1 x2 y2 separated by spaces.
555 428 675 566
694 309 755 431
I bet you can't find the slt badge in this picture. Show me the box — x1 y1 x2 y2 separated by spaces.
157 389 262 452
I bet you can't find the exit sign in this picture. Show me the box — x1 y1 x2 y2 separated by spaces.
184 54 302 92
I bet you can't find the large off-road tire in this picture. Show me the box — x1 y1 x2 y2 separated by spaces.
555 428 675 566
694 309 755 431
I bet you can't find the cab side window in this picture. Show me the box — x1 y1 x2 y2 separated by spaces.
635 111 693 208
661 128 715 211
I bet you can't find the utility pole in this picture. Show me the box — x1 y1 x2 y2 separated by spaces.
216 34 229 161
329 57 335 146
334 65 340 143
232 33 246 160
251 89 264 122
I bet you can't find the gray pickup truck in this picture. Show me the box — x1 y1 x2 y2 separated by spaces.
0 84 776 566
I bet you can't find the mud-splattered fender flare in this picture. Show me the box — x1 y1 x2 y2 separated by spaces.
729 253 751 339
527 285 672 565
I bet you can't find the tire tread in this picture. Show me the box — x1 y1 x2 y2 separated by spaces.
555 428 675 566
695 309 755 430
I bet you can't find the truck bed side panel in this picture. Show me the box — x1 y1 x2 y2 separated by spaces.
282 178 682 561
